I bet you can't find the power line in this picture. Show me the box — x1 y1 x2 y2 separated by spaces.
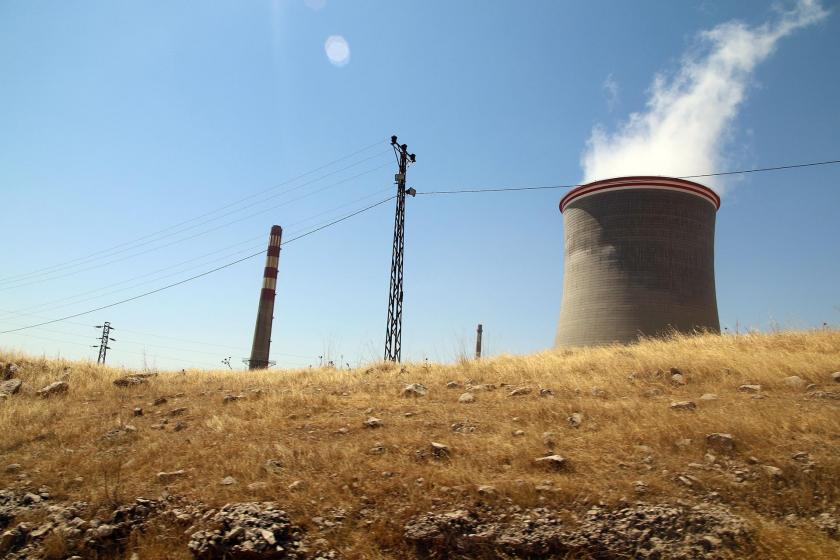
0 159 392 291
416 158 840 195
0 195 396 334
0 139 388 285
0 185 397 321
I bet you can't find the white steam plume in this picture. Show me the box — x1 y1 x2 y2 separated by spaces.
581 0 828 192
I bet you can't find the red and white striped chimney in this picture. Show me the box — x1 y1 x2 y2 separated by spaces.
248 225 282 369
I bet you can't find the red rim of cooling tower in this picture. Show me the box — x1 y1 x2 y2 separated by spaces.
559 176 721 213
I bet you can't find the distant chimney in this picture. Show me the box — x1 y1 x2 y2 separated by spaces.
248 225 282 369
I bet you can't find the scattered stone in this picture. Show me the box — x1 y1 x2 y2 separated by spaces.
153 397 167 406
677 475 698 487
512 430 525 437
5 464 22 473
831 372 840 383
219 476 237 486
671 373 687 386
188 502 305 559
806 390 840 400
700 534 723 550
704 453 717 464
402 383 428 397
675 438 692 448
451 421 477 433
364 416 383 428
288 480 306 491
542 431 557 446
0 379 22 396
263 460 283 475
167 407 187 417
534 454 567 470
508 386 532 397
634 480 649 494
591 387 607 398
813 512 839 538
404 502 751 559
133 407 143 417
644 388 663 398
762 465 784 480
670 401 697 411
567 413 583 428
222 394 244 404
112 376 147 388
699 393 719 401
747 456 759 465
430 442 450 458
2 362 19 380
156 470 186 483
476 485 496 496
445 381 462 389
737 384 761 393
173 422 188 432
247 482 268 492
783 376 806 388
706 433 735 453
336 427 349 435
539 388 554 397
458 392 475 404
35 381 68 398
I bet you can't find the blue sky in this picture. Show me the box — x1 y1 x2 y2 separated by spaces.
1 1 838 370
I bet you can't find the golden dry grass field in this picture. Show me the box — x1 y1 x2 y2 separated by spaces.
1 330 839 559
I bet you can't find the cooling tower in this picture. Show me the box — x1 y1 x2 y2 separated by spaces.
555 176 720 347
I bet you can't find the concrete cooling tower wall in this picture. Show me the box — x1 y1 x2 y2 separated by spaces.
555 176 720 347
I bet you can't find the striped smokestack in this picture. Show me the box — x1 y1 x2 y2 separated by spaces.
248 225 282 370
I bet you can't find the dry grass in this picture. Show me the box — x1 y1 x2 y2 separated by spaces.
2 330 840 559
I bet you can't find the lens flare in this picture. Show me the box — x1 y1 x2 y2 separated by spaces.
325 35 350 67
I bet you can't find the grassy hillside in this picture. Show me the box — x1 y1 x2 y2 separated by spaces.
1 330 839 559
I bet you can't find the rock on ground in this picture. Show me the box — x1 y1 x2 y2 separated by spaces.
0 379 22 396
706 433 736 453
783 376 806 388
113 376 148 387
404 503 752 559
188 502 306 559
402 383 428 397
35 381 68 398
157 470 187 483
364 416 383 428
1 363 18 380
534 455 567 470
670 401 697 411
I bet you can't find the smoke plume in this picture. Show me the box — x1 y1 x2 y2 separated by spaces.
581 0 827 192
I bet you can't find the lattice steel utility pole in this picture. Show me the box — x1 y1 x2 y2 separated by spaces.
93 322 115 365
384 135 417 362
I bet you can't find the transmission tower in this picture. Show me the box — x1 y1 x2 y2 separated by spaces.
93 322 115 365
384 135 417 362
